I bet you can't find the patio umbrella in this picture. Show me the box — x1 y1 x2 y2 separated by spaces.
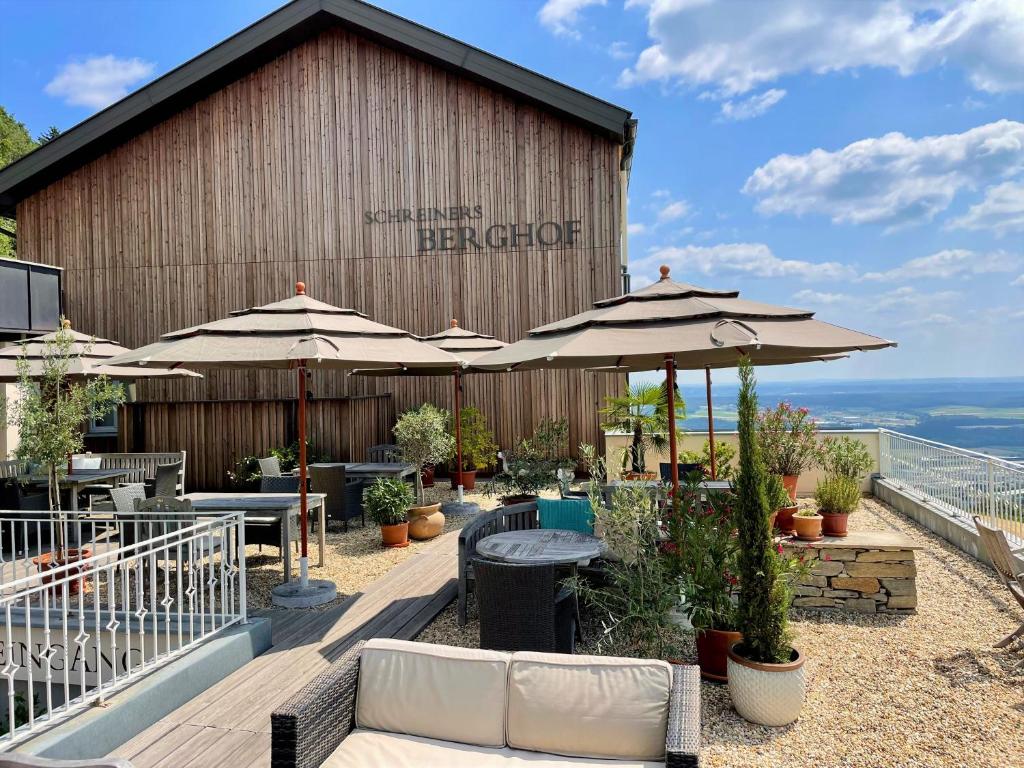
472 266 896 492
104 282 461 605
0 324 201 381
354 319 507 503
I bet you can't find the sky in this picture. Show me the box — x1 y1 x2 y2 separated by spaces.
1 0 1023 386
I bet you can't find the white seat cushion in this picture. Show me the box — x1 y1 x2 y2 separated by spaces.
323 730 662 768
507 651 672 761
355 638 510 748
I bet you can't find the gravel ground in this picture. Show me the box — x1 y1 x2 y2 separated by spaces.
417 497 1024 768
244 482 505 611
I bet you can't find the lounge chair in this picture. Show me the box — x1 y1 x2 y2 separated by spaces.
973 516 1024 648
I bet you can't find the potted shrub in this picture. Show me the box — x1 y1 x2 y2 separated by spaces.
727 357 806 727
364 477 415 548
393 403 455 505
758 402 820 502
448 406 498 491
792 509 823 541
600 381 684 478
766 472 797 535
681 440 737 479
492 418 573 504
669 474 741 681
6 321 123 590
816 436 872 536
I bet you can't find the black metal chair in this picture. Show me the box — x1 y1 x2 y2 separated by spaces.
473 559 578 653
659 462 704 483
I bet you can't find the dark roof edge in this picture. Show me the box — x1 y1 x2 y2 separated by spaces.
0 0 632 218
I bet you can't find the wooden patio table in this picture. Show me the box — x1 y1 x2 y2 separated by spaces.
184 492 326 582
476 529 605 568
306 462 418 482
19 468 133 511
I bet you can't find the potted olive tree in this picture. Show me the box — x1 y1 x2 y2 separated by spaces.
5 321 123 587
492 418 574 504
727 358 806 726
364 477 415 548
448 406 498 491
393 403 455 504
758 402 820 502
815 436 872 536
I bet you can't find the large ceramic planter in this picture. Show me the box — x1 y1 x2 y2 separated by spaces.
380 521 410 548
695 628 743 682
821 511 849 537
421 466 435 489
33 548 92 595
408 503 444 540
450 469 477 491
792 513 823 541
775 505 798 535
781 474 799 503
727 644 806 726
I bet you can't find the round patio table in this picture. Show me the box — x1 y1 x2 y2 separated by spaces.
475 529 605 566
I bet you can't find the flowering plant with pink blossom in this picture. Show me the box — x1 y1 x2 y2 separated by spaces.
757 402 822 476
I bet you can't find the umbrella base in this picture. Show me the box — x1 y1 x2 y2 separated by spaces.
271 578 338 608
441 501 480 518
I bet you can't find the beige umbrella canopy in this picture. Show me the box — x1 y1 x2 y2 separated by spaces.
105 283 461 604
473 266 896 488
355 319 508 500
0 325 201 382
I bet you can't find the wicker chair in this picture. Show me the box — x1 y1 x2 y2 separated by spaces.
153 459 185 497
261 474 300 493
259 456 283 477
309 465 365 531
474 559 578 653
457 508 502 625
111 484 149 548
974 516 1024 648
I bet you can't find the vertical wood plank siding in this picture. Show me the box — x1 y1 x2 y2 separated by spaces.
17 27 626 477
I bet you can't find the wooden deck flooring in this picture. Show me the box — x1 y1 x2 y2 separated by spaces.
107 529 458 768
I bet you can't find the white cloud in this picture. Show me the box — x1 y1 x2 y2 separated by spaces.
900 312 956 328
743 120 1024 229
627 222 648 235
657 199 690 222
947 180 1024 234
1012 274 1024 286
792 289 848 305
651 188 671 198
538 0 606 38
619 0 1024 94
862 249 1022 282
719 88 786 121
871 286 960 313
45 55 155 110
633 242 856 283
608 41 634 60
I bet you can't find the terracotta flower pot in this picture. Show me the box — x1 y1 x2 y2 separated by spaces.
775 504 798 535
782 474 799 502
820 511 849 537
622 471 658 481
695 628 743 682
380 521 409 548
421 466 435 488
792 513 823 541
450 469 477 491
32 548 92 595
407 503 444 540
727 643 806 726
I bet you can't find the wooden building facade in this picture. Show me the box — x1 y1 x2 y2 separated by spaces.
0 0 633 489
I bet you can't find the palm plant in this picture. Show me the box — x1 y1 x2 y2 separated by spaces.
600 381 685 474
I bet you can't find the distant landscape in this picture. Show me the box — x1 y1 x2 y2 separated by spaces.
676 377 1024 461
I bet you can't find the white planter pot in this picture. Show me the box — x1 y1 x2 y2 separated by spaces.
727 645 805 726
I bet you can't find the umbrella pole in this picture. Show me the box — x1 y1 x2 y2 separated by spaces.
664 355 679 496
297 362 309 587
705 365 717 480
454 368 464 504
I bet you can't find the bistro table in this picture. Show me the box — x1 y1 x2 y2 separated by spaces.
476 529 605 569
19 468 133 511
306 462 418 482
184 492 326 582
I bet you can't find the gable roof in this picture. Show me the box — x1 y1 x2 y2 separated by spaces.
0 0 634 218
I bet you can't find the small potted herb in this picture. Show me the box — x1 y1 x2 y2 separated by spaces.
364 477 415 548
816 436 872 536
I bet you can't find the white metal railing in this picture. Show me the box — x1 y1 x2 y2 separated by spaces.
0 510 246 746
878 429 1024 535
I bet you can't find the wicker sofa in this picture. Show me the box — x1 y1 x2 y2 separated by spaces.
272 638 700 768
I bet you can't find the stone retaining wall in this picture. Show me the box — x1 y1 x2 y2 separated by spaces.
782 536 918 614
